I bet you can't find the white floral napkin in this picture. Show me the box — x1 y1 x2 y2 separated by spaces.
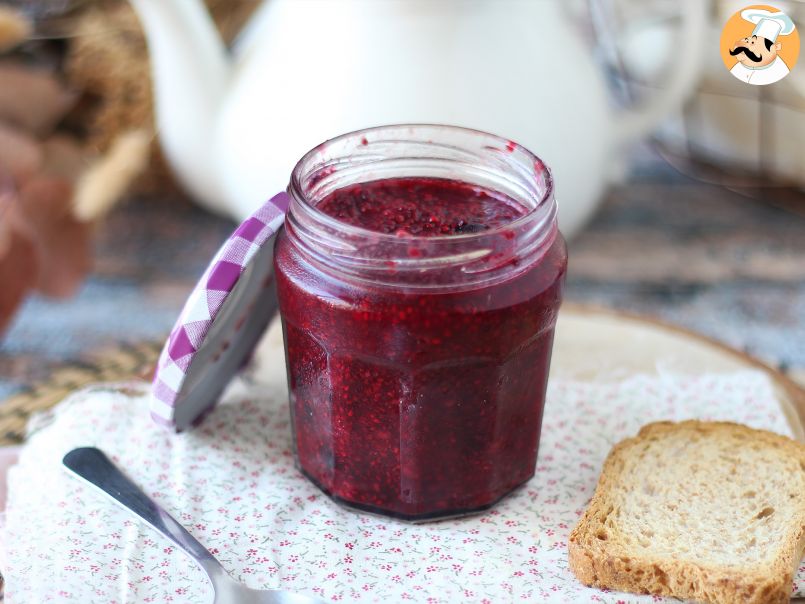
5 371 804 603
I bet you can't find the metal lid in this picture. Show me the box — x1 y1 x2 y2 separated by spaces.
150 192 289 430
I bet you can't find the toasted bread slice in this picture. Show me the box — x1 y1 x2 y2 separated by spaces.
569 420 805 604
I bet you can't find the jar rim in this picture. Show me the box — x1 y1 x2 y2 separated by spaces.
287 123 554 244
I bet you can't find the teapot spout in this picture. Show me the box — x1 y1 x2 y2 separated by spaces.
128 0 230 214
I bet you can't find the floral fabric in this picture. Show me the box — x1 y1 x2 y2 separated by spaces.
5 371 803 603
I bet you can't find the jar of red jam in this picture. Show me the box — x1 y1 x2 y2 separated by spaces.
273 125 566 520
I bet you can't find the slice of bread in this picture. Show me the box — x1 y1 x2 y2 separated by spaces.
568 420 805 604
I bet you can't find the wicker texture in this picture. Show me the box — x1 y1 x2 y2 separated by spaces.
0 340 160 445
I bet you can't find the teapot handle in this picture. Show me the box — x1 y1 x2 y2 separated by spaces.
612 0 708 148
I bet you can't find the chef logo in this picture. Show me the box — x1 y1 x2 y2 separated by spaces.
720 5 799 85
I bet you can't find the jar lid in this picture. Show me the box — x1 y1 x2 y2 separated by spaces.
150 192 290 430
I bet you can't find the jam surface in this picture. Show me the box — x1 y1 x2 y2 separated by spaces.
317 177 525 236
275 177 566 520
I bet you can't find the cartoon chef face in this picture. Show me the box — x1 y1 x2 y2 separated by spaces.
729 34 781 68
722 7 797 86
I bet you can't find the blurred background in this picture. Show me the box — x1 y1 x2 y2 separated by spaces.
0 0 803 420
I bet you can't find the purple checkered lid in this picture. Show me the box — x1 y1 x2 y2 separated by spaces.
150 192 290 430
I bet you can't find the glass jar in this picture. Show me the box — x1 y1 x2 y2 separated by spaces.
274 125 566 520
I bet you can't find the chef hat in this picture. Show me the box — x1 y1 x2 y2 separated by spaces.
741 8 796 42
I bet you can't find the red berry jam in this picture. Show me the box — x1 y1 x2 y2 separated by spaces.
275 176 565 520
317 177 525 236
274 125 565 520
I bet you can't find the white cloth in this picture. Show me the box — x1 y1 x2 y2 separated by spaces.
0 446 20 575
4 372 805 603
730 56 790 85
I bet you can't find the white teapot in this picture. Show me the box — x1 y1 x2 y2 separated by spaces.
129 0 706 237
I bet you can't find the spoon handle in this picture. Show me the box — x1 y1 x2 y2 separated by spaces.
63 447 224 575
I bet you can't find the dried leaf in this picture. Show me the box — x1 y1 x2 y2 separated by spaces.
0 174 14 257
0 122 42 185
0 216 9 257
0 62 76 136
0 224 38 335
73 129 150 221
41 134 88 182
18 176 91 298
0 7 31 53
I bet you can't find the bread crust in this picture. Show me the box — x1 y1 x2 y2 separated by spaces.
568 421 805 604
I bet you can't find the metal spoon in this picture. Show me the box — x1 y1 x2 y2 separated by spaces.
63 447 326 604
